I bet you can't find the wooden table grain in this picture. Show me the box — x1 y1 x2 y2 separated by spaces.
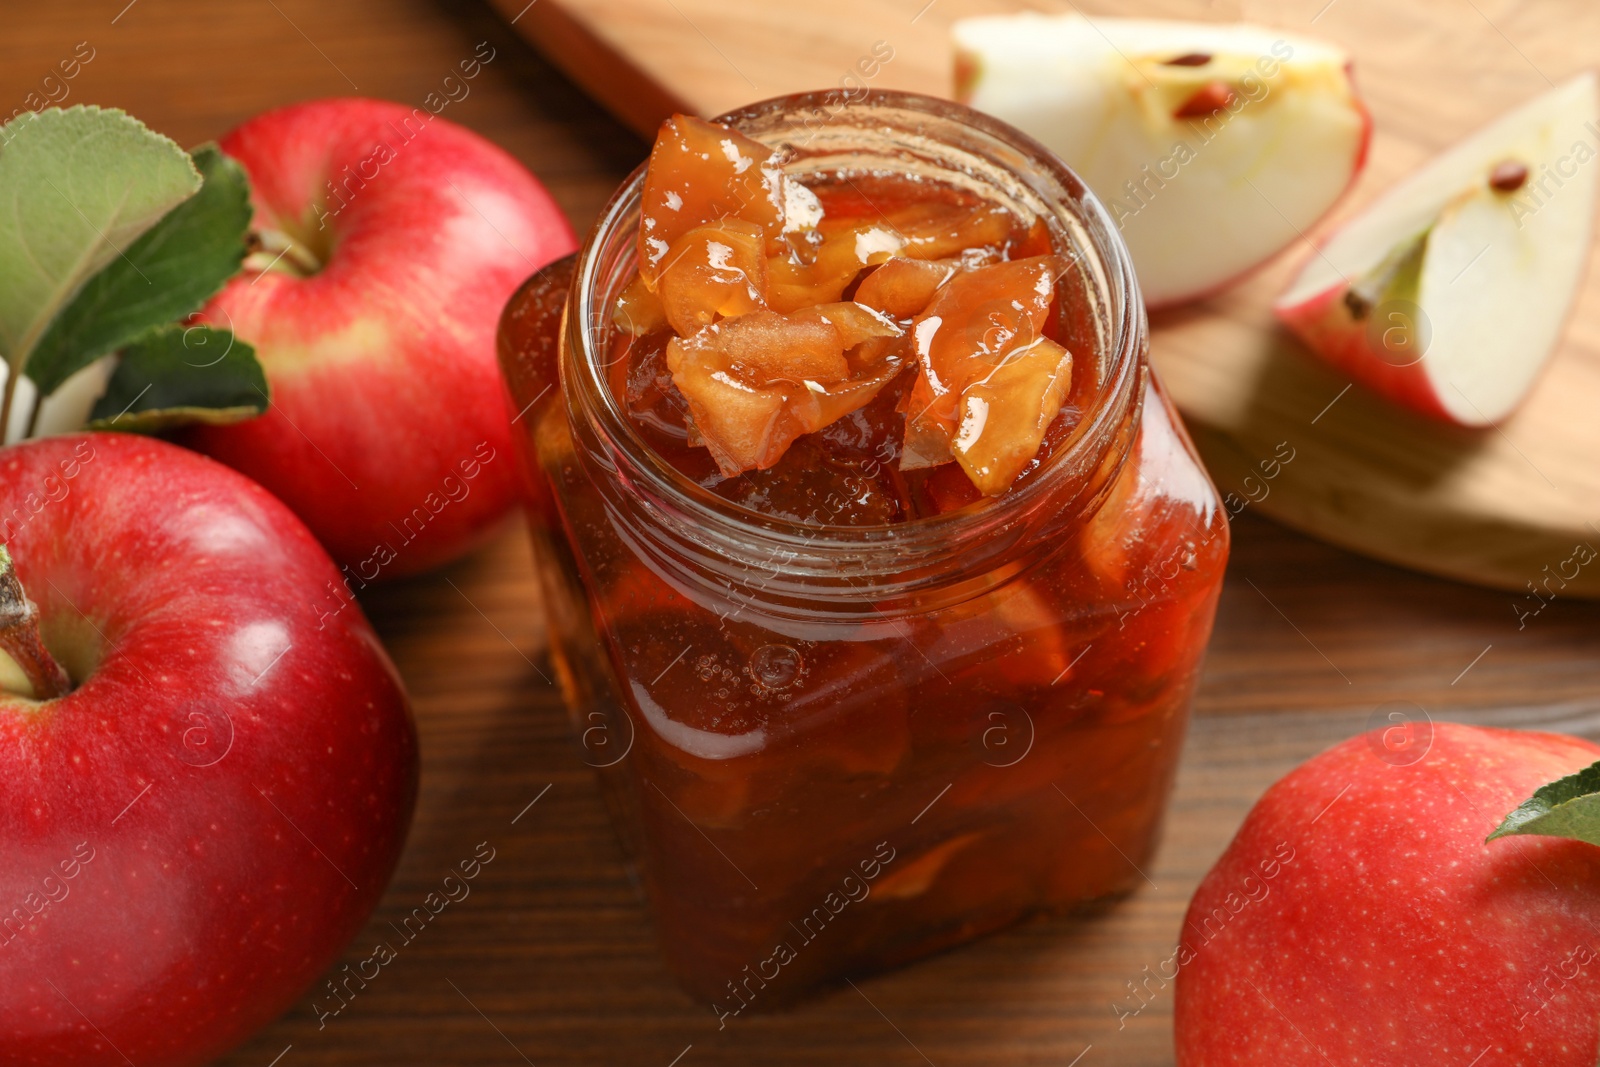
6 3 1600 1066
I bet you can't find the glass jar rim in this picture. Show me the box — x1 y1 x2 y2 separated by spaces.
562 89 1147 599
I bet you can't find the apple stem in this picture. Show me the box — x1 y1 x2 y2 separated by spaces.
21 392 41 440
0 546 71 701
244 227 323 278
0 369 18 446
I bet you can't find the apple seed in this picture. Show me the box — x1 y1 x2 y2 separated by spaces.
1488 159 1530 193
1163 53 1213 67
1174 81 1237 119
1342 289 1372 320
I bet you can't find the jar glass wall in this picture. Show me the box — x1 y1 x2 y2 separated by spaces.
497 91 1228 1015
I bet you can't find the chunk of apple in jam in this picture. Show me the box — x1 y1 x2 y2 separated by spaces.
793 301 901 348
656 218 768 336
855 258 961 320
767 201 1014 313
919 461 984 514
887 201 1016 261
614 275 668 336
767 217 902 312
793 302 908 426
631 114 1074 493
903 255 1074 495
956 336 1073 494
666 308 906 476
767 246 868 313
638 115 791 287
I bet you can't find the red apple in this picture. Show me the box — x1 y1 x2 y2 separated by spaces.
0 432 416 1067
184 96 578 577
1175 721 1600 1066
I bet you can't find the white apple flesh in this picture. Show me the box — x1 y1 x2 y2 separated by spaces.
1277 73 1600 426
953 14 1370 308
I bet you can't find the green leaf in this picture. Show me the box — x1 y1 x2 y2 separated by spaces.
26 143 252 396
88 324 268 432
0 106 201 373
1487 759 1600 847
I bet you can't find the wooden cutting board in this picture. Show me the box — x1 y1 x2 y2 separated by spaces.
492 0 1600 599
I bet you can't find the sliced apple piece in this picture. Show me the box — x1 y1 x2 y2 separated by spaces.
767 230 877 312
952 13 1370 307
767 201 1014 312
954 336 1074 495
666 308 906 475
793 302 910 427
792 301 902 348
856 258 961 320
1276 73 1600 426
655 218 768 336
902 255 1074 493
638 114 789 287
613 274 668 336
876 201 1016 262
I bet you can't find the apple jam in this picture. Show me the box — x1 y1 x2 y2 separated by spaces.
497 92 1228 1010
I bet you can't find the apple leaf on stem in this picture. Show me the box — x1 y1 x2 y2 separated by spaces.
0 106 201 376
25 143 253 396
0 105 270 441
87 324 266 432
1488 760 1600 847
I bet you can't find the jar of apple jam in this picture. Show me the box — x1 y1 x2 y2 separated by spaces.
497 91 1227 1014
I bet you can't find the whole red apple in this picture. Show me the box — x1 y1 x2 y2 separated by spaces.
1175 722 1600 1066
185 96 577 578
0 433 416 1067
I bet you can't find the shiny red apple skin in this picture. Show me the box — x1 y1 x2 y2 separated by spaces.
1275 285 1459 423
0 433 416 1067
1175 722 1600 1067
185 96 578 577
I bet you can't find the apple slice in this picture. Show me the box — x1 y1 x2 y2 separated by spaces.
637 114 790 287
766 200 1013 313
855 258 961 320
655 218 768 336
666 307 905 475
1277 73 1600 426
952 14 1370 307
902 255 1074 494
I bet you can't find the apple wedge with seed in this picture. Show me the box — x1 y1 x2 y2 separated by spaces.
953 14 1370 307
1276 73 1600 426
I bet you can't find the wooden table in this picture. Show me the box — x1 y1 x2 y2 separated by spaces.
9 3 1600 1065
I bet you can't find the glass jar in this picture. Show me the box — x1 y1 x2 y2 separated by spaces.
498 91 1228 1017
